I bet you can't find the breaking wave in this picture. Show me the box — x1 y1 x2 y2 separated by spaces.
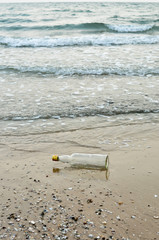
0 65 159 77
0 35 159 48
107 24 155 32
1 108 159 122
0 22 157 33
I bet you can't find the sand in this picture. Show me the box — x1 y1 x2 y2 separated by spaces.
0 120 159 240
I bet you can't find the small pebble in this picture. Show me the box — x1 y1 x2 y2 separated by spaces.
88 234 94 238
30 220 36 225
28 227 34 233
102 221 107 225
116 215 121 220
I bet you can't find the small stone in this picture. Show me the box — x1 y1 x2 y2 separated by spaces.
23 198 29 201
95 236 100 239
95 209 102 215
28 227 34 233
102 221 107 225
30 221 36 225
70 216 78 222
8 222 14 225
87 199 93 203
87 221 94 226
88 234 93 238
78 209 83 212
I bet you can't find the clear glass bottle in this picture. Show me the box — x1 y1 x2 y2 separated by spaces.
52 153 109 170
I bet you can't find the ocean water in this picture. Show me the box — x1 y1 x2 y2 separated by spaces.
0 2 159 136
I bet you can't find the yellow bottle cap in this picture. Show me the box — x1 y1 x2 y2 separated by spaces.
52 155 59 161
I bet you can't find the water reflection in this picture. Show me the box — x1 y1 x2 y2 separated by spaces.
52 167 60 173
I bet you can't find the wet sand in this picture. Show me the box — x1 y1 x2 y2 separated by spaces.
0 121 159 240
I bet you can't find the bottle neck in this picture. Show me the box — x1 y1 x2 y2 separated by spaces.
59 155 72 163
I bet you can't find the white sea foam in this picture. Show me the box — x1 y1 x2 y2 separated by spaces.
108 24 154 33
5 93 14 97
0 65 159 76
0 35 159 48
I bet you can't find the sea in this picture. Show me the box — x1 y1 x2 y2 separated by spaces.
0 2 159 137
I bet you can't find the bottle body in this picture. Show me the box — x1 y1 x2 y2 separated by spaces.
52 153 109 170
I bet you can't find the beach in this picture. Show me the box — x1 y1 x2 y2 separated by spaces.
0 120 159 240
0 2 159 239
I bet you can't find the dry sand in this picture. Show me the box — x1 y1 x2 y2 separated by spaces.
0 121 159 240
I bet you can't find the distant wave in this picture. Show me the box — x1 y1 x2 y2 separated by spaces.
0 22 107 32
0 65 158 77
52 9 92 13
0 35 159 48
0 18 33 24
0 22 157 33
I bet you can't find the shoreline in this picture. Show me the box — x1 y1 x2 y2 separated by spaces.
0 121 159 239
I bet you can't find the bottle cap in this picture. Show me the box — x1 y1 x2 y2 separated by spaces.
52 155 59 161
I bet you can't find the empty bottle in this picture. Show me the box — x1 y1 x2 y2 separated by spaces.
52 153 109 170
